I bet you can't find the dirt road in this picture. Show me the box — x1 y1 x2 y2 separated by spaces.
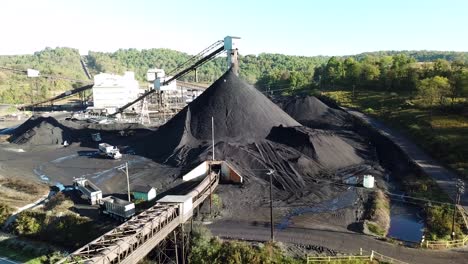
2 193 49 229
346 109 467 211
208 220 468 264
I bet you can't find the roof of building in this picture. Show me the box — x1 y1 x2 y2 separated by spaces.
158 195 192 203
132 184 155 193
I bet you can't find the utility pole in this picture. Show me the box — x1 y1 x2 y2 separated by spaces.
267 170 275 242
209 116 215 215
126 162 131 202
212 116 215 161
118 162 131 202
451 179 465 240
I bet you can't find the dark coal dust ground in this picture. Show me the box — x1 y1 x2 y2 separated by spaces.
0 70 392 236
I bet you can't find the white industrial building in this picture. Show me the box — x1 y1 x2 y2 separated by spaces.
91 72 140 113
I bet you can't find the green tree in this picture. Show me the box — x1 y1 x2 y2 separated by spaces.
450 60 468 99
13 211 44 236
361 62 380 85
417 76 451 107
323 57 344 87
0 203 12 225
343 58 362 86
378 56 393 90
433 59 451 77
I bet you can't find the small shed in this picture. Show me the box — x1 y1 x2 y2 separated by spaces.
132 185 156 201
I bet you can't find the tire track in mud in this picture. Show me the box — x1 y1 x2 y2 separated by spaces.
33 151 148 185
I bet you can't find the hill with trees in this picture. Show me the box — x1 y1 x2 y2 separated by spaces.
0 47 466 105
0 48 89 104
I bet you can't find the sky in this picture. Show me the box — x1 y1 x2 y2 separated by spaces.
1 0 467 56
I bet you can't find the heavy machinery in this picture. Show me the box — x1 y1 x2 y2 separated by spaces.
98 143 122 159
100 196 135 221
73 178 103 205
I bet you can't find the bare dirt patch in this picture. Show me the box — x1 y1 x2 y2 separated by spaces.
0 176 49 208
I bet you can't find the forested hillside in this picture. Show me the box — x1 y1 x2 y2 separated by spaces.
0 48 88 104
352 50 468 63
0 47 467 104
86 50 329 85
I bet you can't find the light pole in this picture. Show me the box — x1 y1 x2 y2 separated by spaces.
267 170 275 242
451 179 465 240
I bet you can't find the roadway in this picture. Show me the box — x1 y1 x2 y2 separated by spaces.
208 220 468 264
345 108 468 212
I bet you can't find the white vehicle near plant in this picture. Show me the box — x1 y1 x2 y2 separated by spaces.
98 143 122 159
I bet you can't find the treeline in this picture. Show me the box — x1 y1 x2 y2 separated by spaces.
352 50 468 63
313 55 468 105
87 50 328 84
87 48 225 83
0 46 467 104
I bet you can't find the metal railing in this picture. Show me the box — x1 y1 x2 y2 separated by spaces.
307 255 369 263
422 236 468 249
307 250 408 264
58 172 219 263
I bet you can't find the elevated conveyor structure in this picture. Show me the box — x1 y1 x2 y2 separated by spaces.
112 36 239 116
0 66 94 110
58 171 219 264
19 84 94 109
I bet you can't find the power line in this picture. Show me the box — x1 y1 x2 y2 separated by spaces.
244 168 455 207
0 66 93 84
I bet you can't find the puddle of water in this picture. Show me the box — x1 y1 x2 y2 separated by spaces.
388 201 424 243
385 173 426 243
278 189 357 229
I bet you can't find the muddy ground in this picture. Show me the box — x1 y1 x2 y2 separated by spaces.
0 74 401 238
0 117 387 235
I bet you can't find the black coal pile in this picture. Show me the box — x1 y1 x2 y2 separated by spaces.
280 95 350 129
266 126 366 169
139 69 300 161
139 69 372 197
9 116 74 145
10 116 152 147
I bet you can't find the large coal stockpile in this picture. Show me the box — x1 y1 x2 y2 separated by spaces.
9 116 74 145
140 69 371 196
280 95 350 129
140 69 300 161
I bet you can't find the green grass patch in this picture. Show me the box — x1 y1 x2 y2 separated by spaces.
189 225 304 264
366 221 386 237
399 173 451 202
365 190 390 237
0 239 64 264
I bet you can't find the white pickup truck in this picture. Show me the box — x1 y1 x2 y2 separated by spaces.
98 143 122 159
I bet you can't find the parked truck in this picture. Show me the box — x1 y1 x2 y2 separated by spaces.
98 143 122 159
73 178 103 205
100 196 135 221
